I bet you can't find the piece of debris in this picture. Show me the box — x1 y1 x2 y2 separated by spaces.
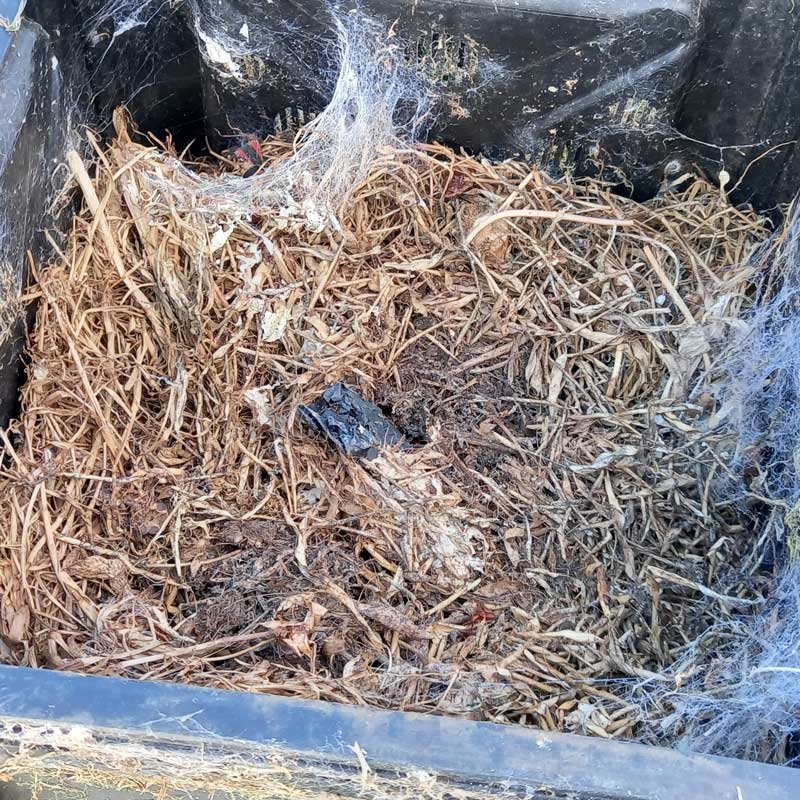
300 382 407 458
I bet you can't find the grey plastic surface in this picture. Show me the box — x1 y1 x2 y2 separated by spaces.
452 0 699 18
0 666 798 800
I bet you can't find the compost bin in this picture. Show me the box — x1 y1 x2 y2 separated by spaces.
2 1 800 798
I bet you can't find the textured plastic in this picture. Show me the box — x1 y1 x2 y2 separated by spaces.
0 9 68 428
196 0 701 195
677 0 800 211
301 383 407 458
79 0 204 145
0 666 799 800
2 2 800 791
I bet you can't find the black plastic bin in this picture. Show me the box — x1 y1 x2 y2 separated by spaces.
2 1 800 797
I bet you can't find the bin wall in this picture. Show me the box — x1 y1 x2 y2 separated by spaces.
0 15 69 428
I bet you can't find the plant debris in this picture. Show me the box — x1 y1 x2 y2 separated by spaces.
0 115 771 743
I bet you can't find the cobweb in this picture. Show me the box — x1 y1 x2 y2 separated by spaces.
151 17 432 229
84 0 172 41
86 0 330 99
0 234 21 346
81 1 435 230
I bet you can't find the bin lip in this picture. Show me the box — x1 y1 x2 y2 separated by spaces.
0 664 798 800
432 0 699 21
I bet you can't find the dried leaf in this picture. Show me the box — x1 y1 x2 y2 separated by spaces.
539 629 601 644
678 324 711 358
525 345 544 395
244 387 272 425
443 174 471 199
210 225 234 253
260 300 290 341
472 221 511 266
569 446 638 475
359 602 431 640
71 556 129 594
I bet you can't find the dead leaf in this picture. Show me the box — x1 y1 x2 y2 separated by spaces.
323 635 347 656
539 629 601 644
444 174 472 199
569 446 638 475
210 225 234 253
71 555 129 594
244 387 272 425
462 202 511 266
525 345 544 395
678 325 711 358
168 360 188 435
548 353 569 407
504 526 524 567
6 608 29 643
343 656 364 679
472 222 511 266
260 300 290 341
360 602 431 640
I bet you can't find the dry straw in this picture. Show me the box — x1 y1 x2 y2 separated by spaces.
0 113 770 746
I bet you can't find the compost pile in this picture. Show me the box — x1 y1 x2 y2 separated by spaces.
0 114 770 739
